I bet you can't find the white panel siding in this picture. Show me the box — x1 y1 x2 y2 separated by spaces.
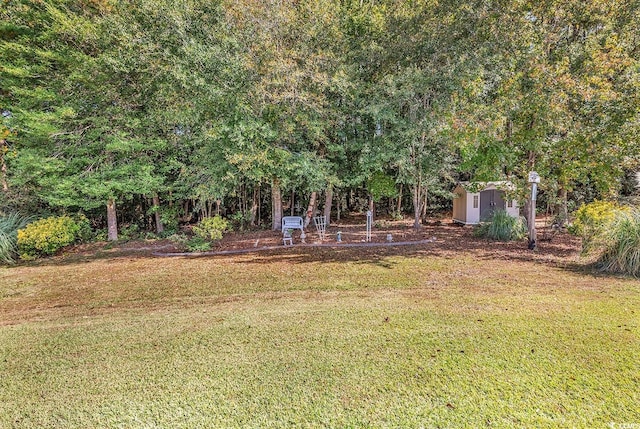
467 193 480 224
506 202 520 218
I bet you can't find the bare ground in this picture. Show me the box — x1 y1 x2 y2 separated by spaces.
63 215 580 265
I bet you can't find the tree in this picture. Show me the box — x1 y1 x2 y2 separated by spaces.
454 0 640 221
224 0 347 229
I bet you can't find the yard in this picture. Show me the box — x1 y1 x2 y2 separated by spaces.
1 224 639 428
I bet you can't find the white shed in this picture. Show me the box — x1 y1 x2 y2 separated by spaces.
452 181 519 225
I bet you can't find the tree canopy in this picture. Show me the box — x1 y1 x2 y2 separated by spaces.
1 0 638 236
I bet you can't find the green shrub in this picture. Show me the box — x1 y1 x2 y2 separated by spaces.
167 233 188 244
594 208 640 277
192 216 230 241
568 200 627 252
17 215 90 260
118 223 140 241
185 236 212 252
0 212 31 264
473 209 526 241
75 215 93 242
94 228 108 242
230 211 252 231
148 205 180 233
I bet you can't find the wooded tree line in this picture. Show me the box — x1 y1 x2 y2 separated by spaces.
1 0 638 239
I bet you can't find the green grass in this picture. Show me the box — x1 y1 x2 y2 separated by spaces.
0 246 639 428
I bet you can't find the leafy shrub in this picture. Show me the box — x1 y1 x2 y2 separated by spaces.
17 215 90 260
568 200 627 252
75 215 93 242
167 232 188 244
390 212 404 221
148 205 180 234
473 209 526 241
94 228 108 242
368 171 397 202
374 220 390 228
230 211 252 231
185 236 212 252
0 212 31 264
594 208 640 277
192 216 230 241
118 223 140 241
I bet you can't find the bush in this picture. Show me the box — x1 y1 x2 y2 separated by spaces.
192 216 230 241
230 211 252 231
17 215 90 260
94 228 108 242
473 209 526 241
75 215 93 242
167 232 188 244
0 212 31 264
118 223 140 241
568 200 627 252
148 205 180 234
594 209 640 277
185 236 212 252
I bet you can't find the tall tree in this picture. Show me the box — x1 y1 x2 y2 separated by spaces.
455 0 640 219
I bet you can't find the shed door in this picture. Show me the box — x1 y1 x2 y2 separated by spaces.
480 190 506 220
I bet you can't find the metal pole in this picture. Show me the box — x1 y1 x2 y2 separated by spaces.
366 210 372 242
528 181 537 250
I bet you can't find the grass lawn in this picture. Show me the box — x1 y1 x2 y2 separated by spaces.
0 240 639 428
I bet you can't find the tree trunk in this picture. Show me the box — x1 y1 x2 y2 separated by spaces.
396 184 403 217
182 200 191 222
272 179 283 231
291 189 295 216
555 186 568 227
421 188 428 225
241 183 247 216
348 189 354 212
412 185 423 229
336 192 341 222
250 184 259 226
152 194 164 234
107 199 118 241
304 191 317 228
323 186 333 225
257 186 261 225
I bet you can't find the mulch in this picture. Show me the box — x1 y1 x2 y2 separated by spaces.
61 216 582 266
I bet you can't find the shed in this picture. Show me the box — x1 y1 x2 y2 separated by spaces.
452 181 519 225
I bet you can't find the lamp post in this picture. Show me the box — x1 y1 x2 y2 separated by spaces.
528 171 540 250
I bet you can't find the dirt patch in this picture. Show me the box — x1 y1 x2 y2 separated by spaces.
53 216 581 266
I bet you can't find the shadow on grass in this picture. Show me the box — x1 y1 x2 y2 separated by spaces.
195 227 590 276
